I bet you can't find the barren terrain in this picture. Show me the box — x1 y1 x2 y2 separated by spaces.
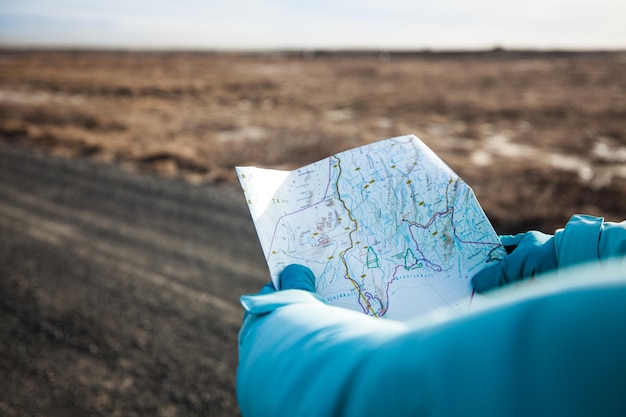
0 144 266 416
1 50 625 230
0 50 625 416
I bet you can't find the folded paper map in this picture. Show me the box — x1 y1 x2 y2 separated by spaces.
237 135 505 320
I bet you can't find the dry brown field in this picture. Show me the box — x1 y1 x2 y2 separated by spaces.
1 49 625 232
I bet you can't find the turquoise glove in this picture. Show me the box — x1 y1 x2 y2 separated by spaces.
247 264 315 299
241 265 315 327
257 281 276 294
472 231 558 293
242 281 276 322
278 264 316 292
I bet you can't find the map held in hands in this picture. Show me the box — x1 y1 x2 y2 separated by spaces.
237 135 505 320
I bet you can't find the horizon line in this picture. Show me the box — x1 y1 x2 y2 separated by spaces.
1 44 625 55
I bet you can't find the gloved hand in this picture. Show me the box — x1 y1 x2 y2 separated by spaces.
472 231 558 293
242 281 276 322
278 264 316 292
249 264 316 296
241 265 316 323
257 281 277 295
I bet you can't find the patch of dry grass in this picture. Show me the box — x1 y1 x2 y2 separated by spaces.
1 50 625 232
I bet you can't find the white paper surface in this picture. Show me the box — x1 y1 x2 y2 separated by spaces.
237 135 505 320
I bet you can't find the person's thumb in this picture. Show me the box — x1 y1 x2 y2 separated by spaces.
471 261 511 293
279 264 316 292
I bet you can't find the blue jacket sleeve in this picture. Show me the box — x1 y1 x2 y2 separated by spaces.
554 214 626 268
237 260 626 417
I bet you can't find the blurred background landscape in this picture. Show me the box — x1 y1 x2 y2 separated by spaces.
1 1 625 416
2 49 625 231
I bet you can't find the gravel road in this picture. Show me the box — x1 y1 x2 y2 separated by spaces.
0 144 268 416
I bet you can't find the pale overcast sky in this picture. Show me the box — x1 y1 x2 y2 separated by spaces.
0 0 624 50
